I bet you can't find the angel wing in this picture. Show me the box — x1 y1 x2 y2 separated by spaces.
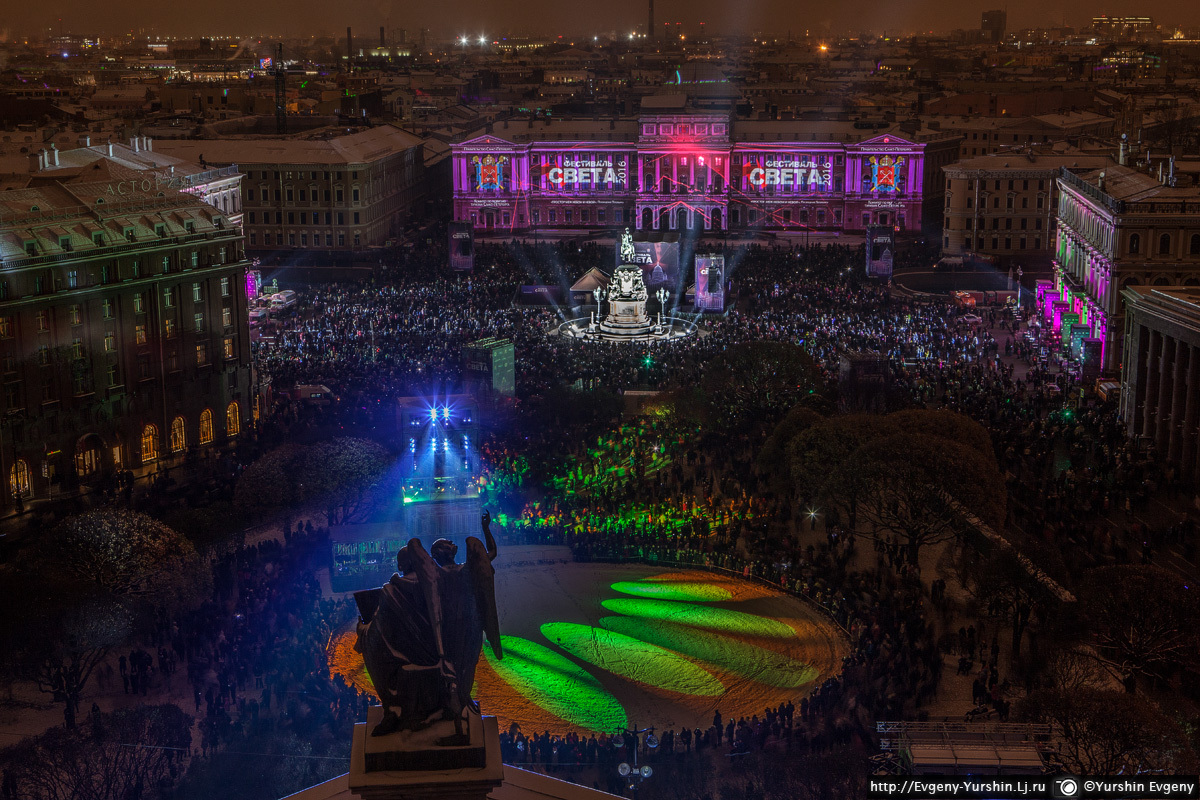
466 536 502 660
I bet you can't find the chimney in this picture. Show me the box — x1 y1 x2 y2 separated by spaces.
50 143 59 166
130 136 140 153
106 140 113 157
78 134 91 147
1118 136 1127 166
142 136 152 152
28 151 44 172
380 26 386 48
1169 156 1176 187
1097 170 1105 191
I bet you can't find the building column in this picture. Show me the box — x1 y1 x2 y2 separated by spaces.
1155 331 1175 451
1168 338 1190 467
1181 345 1200 484
1142 328 1161 440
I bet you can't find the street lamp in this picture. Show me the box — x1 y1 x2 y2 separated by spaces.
593 287 606 327
655 287 669 330
614 725 657 798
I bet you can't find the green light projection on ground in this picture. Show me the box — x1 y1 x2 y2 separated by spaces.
540 622 724 697
610 581 733 602
600 598 797 639
599 616 818 689
483 635 628 732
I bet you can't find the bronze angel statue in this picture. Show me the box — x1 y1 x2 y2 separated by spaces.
354 512 502 744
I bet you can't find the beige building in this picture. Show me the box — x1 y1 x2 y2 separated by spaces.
157 125 426 253
1051 164 1200 371
1119 286 1200 487
0 171 253 508
942 153 1115 267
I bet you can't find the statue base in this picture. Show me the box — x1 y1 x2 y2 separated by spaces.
349 709 503 800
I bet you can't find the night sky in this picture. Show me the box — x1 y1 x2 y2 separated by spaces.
3 0 1193 39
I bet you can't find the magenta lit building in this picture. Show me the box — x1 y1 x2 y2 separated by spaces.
451 113 959 236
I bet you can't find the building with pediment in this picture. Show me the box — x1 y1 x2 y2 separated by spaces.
450 114 959 237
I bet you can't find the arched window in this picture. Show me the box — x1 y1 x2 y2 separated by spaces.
9 459 30 498
1129 233 1140 254
1159 234 1172 255
226 402 240 438
1153 276 1171 286
170 416 186 453
641 208 652 230
711 207 722 230
141 424 159 464
75 435 102 477
199 409 213 445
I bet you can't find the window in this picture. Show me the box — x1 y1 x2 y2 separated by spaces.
135 324 147 345
194 313 204 332
165 319 176 339
67 270 78 288
222 307 232 328
36 311 49 332
161 256 170 273
132 261 141 279
107 365 119 386
223 337 235 360
352 188 360 202
199 409 214 445
4 383 19 410
0 318 11 339
133 293 145 314
226 401 240 437
9 460 30 498
71 337 83 359
1129 233 1141 254
164 288 175 307
353 212 360 225
37 345 49 366
221 277 230 297
170 416 186 453
141 424 159 464
155 224 166 238
69 305 81 325
196 343 208 366
102 300 114 319
192 283 202 303
1159 234 1172 255
190 252 199 268
104 332 116 352
1190 234 1200 256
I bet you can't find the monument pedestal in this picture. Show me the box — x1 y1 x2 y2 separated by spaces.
349 708 503 800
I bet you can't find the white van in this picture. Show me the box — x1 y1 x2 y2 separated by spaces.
248 308 270 326
269 290 298 314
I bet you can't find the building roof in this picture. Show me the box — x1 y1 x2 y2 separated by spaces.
154 125 425 167
1073 164 1200 202
945 152 1115 173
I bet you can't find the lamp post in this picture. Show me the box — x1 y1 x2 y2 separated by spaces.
1016 266 1024 306
593 287 606 330
614 725 657 799
655 287 669 330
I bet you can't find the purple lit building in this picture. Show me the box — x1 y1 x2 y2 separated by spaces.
451 113 959 236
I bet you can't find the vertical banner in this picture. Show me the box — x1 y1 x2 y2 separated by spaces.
865 225 895 280
694 254 726 312
448 222 474 272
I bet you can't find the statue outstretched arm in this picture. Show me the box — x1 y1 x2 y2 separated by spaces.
481 511 497 561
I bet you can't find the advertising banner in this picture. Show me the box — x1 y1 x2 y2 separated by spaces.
865 225 895 280
448 222 474 272
619 232 680 289
694 254 726 312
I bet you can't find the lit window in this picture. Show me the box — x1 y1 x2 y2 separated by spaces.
222 307 232 327
170 416 186 453
9 459 30 497
223 337 235 360
195 343 208 366
135 324 147 345
69 305 81 325
226 401 240 437
199 409 213 445
141 424 159 464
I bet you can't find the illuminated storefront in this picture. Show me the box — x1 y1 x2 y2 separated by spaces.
451 114 932 235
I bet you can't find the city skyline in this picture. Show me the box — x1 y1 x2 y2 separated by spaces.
2 0 1197 40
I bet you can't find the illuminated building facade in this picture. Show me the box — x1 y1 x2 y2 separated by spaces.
1049 165 1200 372
451 114 953 236
0 179 253 509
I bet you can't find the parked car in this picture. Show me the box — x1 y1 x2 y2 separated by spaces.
961 313 983 325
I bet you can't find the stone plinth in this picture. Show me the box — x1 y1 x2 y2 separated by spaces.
599 298 653 336
349 709 503 800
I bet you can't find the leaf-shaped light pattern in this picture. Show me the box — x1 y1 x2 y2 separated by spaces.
610 580 733 602
483 635 628 732
599 616 818 688
600 598 798 639
540 622 725 696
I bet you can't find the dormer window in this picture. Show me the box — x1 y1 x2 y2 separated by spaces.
92 232 104 246
154 224 166 238
214 217 225 230
124 227 135 242
58 236 72 252
24 241 36 257
184 220 195 233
